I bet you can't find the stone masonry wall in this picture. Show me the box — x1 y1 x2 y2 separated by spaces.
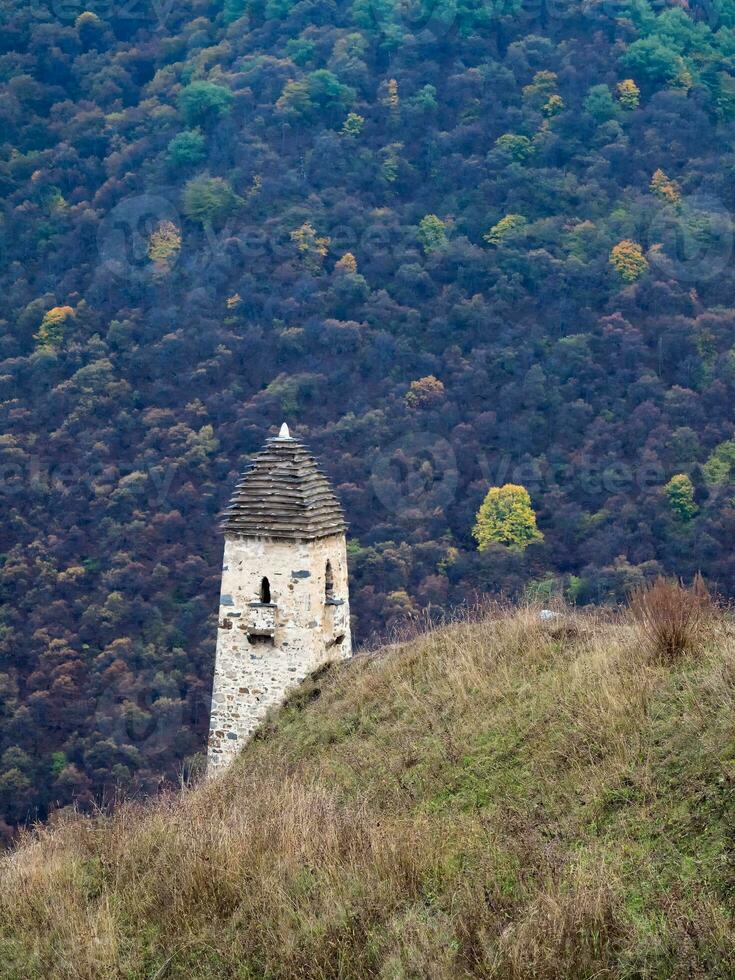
207 533 351 774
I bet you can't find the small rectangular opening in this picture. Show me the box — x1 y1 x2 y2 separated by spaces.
248 634 275 647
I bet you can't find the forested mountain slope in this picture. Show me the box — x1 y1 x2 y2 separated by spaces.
1 0 735 828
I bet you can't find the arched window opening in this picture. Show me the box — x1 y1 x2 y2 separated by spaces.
325 561 334 601
259 576 271 604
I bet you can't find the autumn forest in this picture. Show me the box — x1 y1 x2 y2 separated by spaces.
1 0 735 830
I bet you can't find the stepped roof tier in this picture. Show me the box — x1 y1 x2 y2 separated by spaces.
221 424 347 541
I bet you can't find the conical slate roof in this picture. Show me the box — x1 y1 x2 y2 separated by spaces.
221 425 347 541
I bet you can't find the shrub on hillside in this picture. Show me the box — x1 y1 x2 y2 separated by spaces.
182 175 240 227
177 81 233 126
629 575 713 664
167 129 207 168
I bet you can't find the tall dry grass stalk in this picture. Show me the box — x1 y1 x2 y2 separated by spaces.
628 575 715 664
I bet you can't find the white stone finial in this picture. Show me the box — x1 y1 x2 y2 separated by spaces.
278 422 291 439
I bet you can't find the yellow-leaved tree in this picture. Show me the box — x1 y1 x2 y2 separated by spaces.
148 220 181 276
617 78 640 109
473 484 543 552
290 222 330 271
335 252 357 274
405 375 445 408
650 169 681 204
610 240 648 282
35 305 75 351
484 213 527 246
341 112 364 137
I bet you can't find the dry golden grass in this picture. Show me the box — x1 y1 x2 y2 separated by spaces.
1 602 734 978
629 574 716 664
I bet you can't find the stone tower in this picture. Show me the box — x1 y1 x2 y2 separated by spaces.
207 423 351 774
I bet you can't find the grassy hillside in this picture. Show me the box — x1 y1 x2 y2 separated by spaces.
1 602 734 978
